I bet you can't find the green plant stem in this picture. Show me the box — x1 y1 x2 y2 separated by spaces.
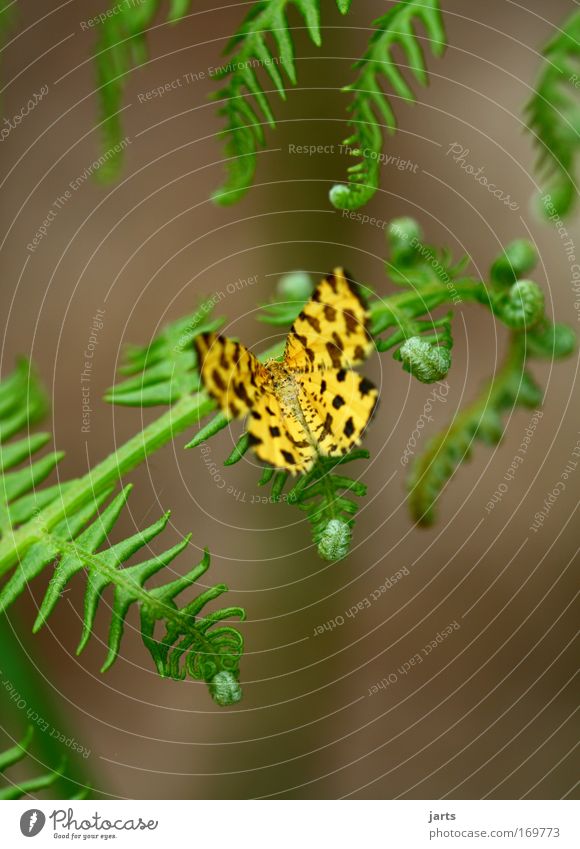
408 334 526 523
369 277 487 333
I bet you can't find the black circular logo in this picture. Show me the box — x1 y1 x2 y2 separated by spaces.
19 810 45 837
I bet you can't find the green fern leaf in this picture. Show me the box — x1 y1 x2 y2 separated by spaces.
0 354 217 579
330 0 445 209
168 0 191 22
0 489 115 616
0 361 77 539
105 300 223 406
406 326 571 525
386 217 469 292
0 726 34 774
0 361 121 578
371 224 459 377
0 727 68 801
0 359 47 442
253 450 367 560
224 432 251 466
288 452 368 560
215 446 368 560
0 483 245 704
526 10 580 216
211 0 348 205
94 1 193 180
0 357 244 705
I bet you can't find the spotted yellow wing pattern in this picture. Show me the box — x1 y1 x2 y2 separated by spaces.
194 332 268 419
284 267 373 372
297 368 378 457
247 392 317 474
195 332 317 474
194 268 377 475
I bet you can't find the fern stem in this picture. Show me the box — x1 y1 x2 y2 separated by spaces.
370 277 486 332
312 459 342 523
0 393 213 576
407 333 528 523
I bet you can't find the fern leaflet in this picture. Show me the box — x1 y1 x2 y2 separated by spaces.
330 0 445 209
407 326 575 526
95 0 193 180
0 727 85 800
105 300 223 406
0 359 70 537
211 0 350 205
280 451 368 560
526 9 580 217
221 429 368 560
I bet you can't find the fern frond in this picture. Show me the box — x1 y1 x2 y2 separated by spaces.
0 356 218 579
221 443 368 561
0 727 68 801
0 355 244 705
211 0 348 205
0 358 47 442
386 217 469 291
0 360 74 538
407 336 536 525
0 484 245 704
406 318 575 525
95 0 193 180
223 448 367 559
330 0 445 209
404 230 575 524
285 451 368 560
105 300 223 406
371 229 463 383
526 10 580 217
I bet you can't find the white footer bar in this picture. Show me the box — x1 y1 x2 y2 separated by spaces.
3 799 577 848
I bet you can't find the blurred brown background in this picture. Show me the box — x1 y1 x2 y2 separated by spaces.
0 0 577 799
